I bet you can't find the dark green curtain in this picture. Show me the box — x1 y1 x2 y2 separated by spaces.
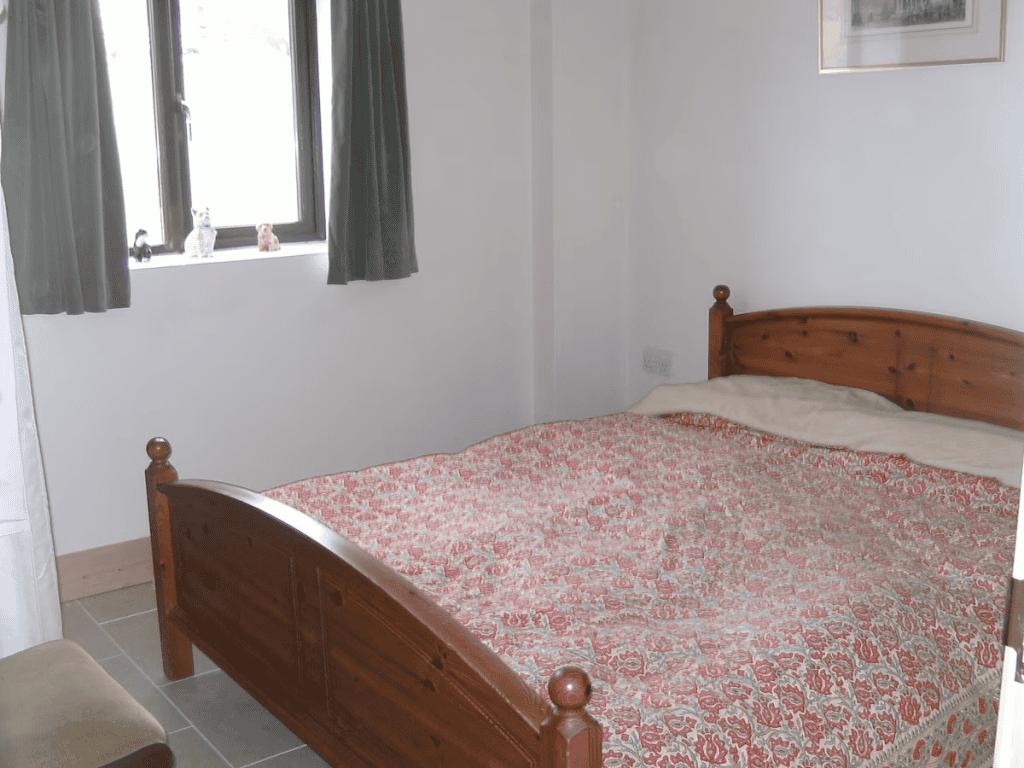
2 0 129 315
328 0 416 284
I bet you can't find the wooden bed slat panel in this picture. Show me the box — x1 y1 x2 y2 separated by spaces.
321 576 537 767
165 603 375 768
729 316 900 397
926 341 1023 428
173 506 301 677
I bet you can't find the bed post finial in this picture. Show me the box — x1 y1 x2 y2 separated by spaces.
147 437 172 463
709 285 734 379
145 437 194 680
541 666 603 767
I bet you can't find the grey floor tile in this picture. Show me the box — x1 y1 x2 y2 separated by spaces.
99 654 189 733
60 601 120 660
78 582 158 624
163 670 304 768
250 746 333 767
166 727 232 768
102 609 217 686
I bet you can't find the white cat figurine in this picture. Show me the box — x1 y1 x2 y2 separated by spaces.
184 207 217 258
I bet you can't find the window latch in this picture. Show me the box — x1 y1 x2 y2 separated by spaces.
1002 576 1024 683
177 95 192 141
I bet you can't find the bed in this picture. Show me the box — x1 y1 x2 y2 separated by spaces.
144 285 1024 768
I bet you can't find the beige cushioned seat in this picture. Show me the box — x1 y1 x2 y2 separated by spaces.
0 639 172 768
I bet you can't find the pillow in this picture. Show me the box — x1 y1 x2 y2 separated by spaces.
631 375 908 416
676 375 904 412
629 375 1024 488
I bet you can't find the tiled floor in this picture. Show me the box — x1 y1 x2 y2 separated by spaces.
61 582 332 768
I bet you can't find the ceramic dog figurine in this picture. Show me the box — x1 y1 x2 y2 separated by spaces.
256 223 280 251
131 229 152 262
184 207 217 258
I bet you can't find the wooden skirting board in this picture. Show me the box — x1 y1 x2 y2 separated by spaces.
56 536 154 602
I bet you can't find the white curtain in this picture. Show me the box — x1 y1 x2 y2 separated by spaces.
0 132 62 658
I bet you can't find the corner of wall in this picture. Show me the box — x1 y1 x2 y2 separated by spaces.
530 0 555 425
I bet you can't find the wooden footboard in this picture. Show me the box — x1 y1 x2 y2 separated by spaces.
145 439 602 768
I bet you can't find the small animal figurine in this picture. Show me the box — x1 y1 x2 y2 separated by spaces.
256 222 280 251
184 207 217 258
131 229 152 262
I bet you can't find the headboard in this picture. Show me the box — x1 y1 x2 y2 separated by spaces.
708 285 1024 432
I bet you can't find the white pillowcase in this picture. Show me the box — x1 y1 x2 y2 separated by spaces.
634 374 905 414
630 375 1024 488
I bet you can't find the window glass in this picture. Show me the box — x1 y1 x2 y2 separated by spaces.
98 0 165 245
178 1 300 228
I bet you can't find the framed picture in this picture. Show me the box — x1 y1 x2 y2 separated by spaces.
820 0 1007 73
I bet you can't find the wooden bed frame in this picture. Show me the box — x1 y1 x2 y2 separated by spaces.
145 286 1024 768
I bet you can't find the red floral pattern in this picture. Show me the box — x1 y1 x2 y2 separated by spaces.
266 413 1017 768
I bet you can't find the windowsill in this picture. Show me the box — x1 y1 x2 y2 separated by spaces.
128 241 328 270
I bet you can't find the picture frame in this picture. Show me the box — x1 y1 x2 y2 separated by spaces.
819 0 1007 73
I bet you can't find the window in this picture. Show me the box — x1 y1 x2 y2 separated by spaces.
99 0 325 255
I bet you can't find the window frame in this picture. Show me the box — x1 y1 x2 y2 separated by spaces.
146 0 326 254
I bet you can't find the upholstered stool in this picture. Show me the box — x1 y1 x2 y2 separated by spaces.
0 639 173 768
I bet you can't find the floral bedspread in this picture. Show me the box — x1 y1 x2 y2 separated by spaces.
265 413 1017 768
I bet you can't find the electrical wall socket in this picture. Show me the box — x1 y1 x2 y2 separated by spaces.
642 347 673 377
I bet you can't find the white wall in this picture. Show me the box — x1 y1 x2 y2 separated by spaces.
626 0 1024 403
549 0 630 420
18 0 537 556
531 0 630 423
0 8 6 120
531 0 556 423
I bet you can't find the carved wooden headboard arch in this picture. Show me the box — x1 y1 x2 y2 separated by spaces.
708 285 1024 432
